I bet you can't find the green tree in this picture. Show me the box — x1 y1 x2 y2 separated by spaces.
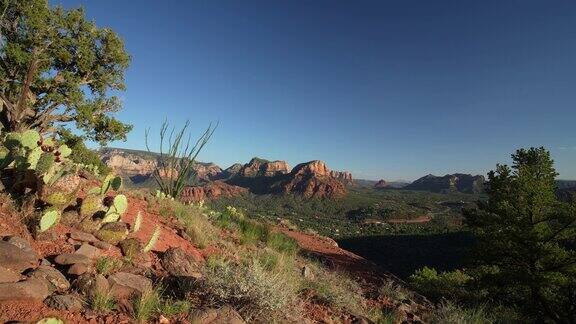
0 0 131 144
464 147 576 322
57 128 111 176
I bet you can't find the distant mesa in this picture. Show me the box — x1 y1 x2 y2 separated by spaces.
180 181 248 203
100 149 350 199
271 160 348 199
373 179 389 189
404 173 485 194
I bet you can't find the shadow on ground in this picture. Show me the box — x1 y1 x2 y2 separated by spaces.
337 232 474 279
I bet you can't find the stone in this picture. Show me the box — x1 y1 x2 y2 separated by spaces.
75 243 101 259
92 240 115 251
95 222 129 245
5 236 35 255
108 272 152 298
0 266 20 283
119 238 142 259
45 294 84 311
68 263 89 276
54 253 90 265
0 278 50 301
70 231 98 243
28 265 70 293
40 259 52 266
76 273 109 297
189 306 245 324
161 247 202 278
0 241 38 273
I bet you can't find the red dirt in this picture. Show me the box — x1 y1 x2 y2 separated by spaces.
122 195 204 262
0 300 132 324
278 227 388 286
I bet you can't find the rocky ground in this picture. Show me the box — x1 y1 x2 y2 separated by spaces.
0 187 431 323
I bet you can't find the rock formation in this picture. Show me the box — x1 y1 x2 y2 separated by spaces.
405 173 485 194
100 149 156 178
237 157 290 177
180 181 248 203
271 160 347 199
373 179 389 189
329 170 353 185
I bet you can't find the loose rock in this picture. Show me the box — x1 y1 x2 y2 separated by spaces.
45 294 84 311
75 243 102 259
0 266 20 283
161 247 202 278
108 272 152 298
0 241 38 273
0 278 50 301
68 263 90 276
28 265 70 293
54 253 90 265
189 305 246 324
76 273 109 297
70 230 98 243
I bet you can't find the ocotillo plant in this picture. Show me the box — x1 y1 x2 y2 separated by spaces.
145 119 217 199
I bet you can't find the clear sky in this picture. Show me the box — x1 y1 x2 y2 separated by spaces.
53 0 576 181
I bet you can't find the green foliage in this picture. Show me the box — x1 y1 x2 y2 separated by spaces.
0 0 132 143
39 208 60 232
102 194 128 223
57 129 111 175
90 289 116 313
409 266 473 302
464 147 576 322
266 232 299 254
145 119 217 199
132 288 161 322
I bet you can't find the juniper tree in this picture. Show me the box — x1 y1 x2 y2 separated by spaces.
465 147 576 322
0 0 131 144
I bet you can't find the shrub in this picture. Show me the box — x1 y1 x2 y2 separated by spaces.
266 232 299 254
431 301 494 324
132 288 161 322
409 267 472 302
238 219 269 245
58 129 111 176
90 289 116 313
199 257 298 320
303 267 366 315
378 280 412 302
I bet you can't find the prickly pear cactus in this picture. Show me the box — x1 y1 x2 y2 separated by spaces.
20 129 40 149
80 194 104 218
143 225 161 252
102 194 128 223
39 208 61 232
35 153 55 175
44 191 73 208
36 317 64 324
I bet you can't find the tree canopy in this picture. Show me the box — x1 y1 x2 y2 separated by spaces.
0 0 131 144
465 147 576 322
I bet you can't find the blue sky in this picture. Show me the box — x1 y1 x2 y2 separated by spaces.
53 0 576 181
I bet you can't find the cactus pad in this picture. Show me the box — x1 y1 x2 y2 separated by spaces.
39 208 61 232
21 130 40 149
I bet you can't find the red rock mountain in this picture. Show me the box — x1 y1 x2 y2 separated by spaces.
237 157 290 177
271 160 347 198
330 170 353 185
180 181 248 203
374 179 389 188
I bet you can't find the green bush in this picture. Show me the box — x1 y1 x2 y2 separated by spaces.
409 266 473 302
266 232 299 254
431 301 494 324
58 129 111 176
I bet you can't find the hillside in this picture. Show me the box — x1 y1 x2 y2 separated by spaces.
404 174 485 194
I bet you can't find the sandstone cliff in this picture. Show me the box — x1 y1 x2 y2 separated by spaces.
237 157 290 177
271 160 347 198
180 181 248 203
330 170 353 185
